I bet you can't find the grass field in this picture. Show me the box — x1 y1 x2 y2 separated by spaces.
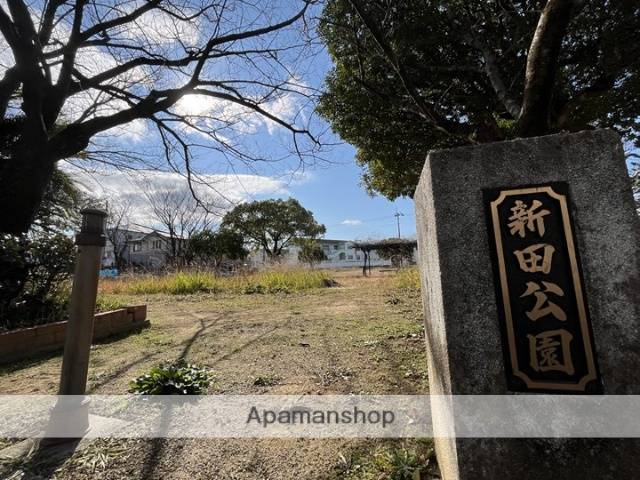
0 268 436 479
99 268 335 296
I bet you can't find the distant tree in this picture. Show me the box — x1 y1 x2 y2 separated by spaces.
319 0 640 199
105 199 133 271
187 229 248 269
375 238 416 267
221 199 326 260
296 238 327 268
144 188 219 264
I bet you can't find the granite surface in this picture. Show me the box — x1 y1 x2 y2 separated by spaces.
414 129 640 479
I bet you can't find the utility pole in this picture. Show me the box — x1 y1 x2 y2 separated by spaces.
394 211 404 238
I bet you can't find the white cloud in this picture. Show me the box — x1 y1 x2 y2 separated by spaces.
62 163 296 229
174 76 310 139
264 93 299 135
341 219 363 226
174 95 263 136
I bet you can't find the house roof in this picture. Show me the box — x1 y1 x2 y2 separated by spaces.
129 230 186 243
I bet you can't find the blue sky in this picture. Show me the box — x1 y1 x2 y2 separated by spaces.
53 0 638 241
200 49 419 240
186 6 419 241
4 2 637 239
265 142 417 241
59 2 419 241
192 11 419 241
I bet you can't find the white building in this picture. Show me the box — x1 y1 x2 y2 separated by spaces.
103 231 416 271
101 228 142 268
249 238 405 269
102 229 186 269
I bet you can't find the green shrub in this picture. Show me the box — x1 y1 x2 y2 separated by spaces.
296 238 327 268
0 233 75 330
128 360 212 395
186 229 248 266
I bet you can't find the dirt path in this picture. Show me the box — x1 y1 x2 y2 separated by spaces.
0 269 434 479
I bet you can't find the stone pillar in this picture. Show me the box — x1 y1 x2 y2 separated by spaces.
59 208 107 395
414 130 640 479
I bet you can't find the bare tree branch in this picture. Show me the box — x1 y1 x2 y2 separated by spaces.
80 1 162 41
0 0 323 233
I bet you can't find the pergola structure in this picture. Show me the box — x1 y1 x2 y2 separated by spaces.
352 239 418 276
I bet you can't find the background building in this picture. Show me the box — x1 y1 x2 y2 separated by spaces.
102 229 185 269
248 238 415 269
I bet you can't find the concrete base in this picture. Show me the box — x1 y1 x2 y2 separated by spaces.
414 130 640 479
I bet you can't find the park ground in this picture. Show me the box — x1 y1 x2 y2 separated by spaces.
0 268 438 480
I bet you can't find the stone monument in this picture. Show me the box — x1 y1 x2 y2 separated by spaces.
414 130 640 479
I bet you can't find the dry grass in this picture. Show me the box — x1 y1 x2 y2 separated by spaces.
394 267 421 291
0 268 432 480
99 269 333 296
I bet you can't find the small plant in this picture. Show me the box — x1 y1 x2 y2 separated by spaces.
243 283 266 294
128 360 212 395
253 374 280 387
386 295 402 305
335 440 435 480
386 448 424 480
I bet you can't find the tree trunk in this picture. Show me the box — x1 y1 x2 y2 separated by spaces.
362 250 368 277
114 244 128 271
516 0 581 136
0 149 55 234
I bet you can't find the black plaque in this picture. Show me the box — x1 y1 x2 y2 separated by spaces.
483 183 602 393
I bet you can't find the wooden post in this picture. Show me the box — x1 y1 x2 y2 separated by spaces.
58 208 107 395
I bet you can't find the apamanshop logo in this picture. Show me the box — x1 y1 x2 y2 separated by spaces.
246 406 396 428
